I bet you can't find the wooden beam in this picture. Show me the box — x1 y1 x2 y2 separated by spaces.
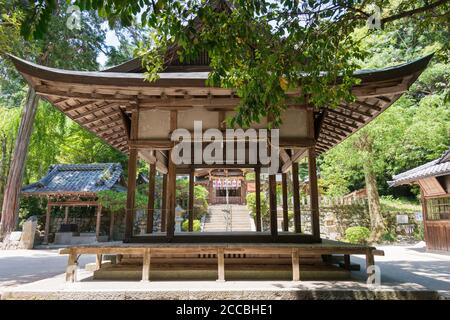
62 100 97 113
326 108 366 124
188 167 195 232
80 111 121 126
308 148 320 240
166 111 177 239
292 162 301 233
323 118 358 131
338 104 373 118
146 162 156 234
44 205 51 244
124 107 139 240
281 148 307 173
217 248 225 282
282 173 289 232
71 102 120 120
354 100 382 112
142 249 151 282
255 167 262 232
292 248 300 281
35 85 132 102
269 174 278 238
160 173 167 232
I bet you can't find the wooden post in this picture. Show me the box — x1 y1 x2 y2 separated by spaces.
166 111 177 239
160 173 167 232
308 148 320 240
65 251 78 282
344 254 351 270
292 162 301 233
366 249 375 280
95 205 102 241
217 248 225 282
125 107 139 241
420 189 429 247
44 204 51 244
188 167 195 232
269 174 278 238
281 173 289 232
142 249 151 282
95 254 102 270
146 162 156 233
292 248 300 281
0 88 39 238
64 206 69 224
109 213 115 241
255 167 262 232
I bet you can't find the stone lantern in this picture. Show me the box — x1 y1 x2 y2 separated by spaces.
175 205 185 232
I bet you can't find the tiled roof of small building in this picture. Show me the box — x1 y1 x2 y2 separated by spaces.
22 163 126 194
389 148 450 187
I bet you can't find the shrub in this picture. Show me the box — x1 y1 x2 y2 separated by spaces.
344 226 370 244
182 219 202 232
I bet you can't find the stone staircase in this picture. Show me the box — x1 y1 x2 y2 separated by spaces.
203 204 253 232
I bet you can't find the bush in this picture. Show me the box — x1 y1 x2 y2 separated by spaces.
344 226 370 244
182 219 202 232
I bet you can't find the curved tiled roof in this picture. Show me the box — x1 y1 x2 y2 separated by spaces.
389 148 450 187
22 163 126 195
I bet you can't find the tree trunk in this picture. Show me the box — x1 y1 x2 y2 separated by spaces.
355 132 385 243
363 158 385 242
0 135 7 209
0 88 39 239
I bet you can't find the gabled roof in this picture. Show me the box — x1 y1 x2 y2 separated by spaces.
8 53 433 157
389 148 450 187
22 163 126 195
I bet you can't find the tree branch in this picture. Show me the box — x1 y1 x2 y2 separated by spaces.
381 0 450 24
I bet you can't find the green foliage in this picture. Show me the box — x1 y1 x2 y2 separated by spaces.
344 226 371 244
175 178 209 219
97 190 147 214
246 192 269 225
182 219 201 232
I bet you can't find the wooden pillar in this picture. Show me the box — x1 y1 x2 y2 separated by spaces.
420 189 429 247
188 167 195 232
292 248 300 281
343 254 351 270
142 249 151 282
44 204 51 244
65 251 77 282
125 107 139 241
109 213 115 241
146 162 156 234
269 174 278 238
308 148 320 240
160 173 167 232
95 254 102 270
292 162 301 233
95 205 102 240
166 111 177 239
64 206 69 224
365 249 375 280
255 167 262 232
281 173 289 232
217 248 225 282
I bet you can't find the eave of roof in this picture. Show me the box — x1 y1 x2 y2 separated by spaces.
389 148 450 187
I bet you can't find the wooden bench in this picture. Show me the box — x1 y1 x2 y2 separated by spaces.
59 241 384 282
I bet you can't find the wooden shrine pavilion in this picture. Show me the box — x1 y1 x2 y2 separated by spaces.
9 50 432 281
21 163 126 244
390 148 450 252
